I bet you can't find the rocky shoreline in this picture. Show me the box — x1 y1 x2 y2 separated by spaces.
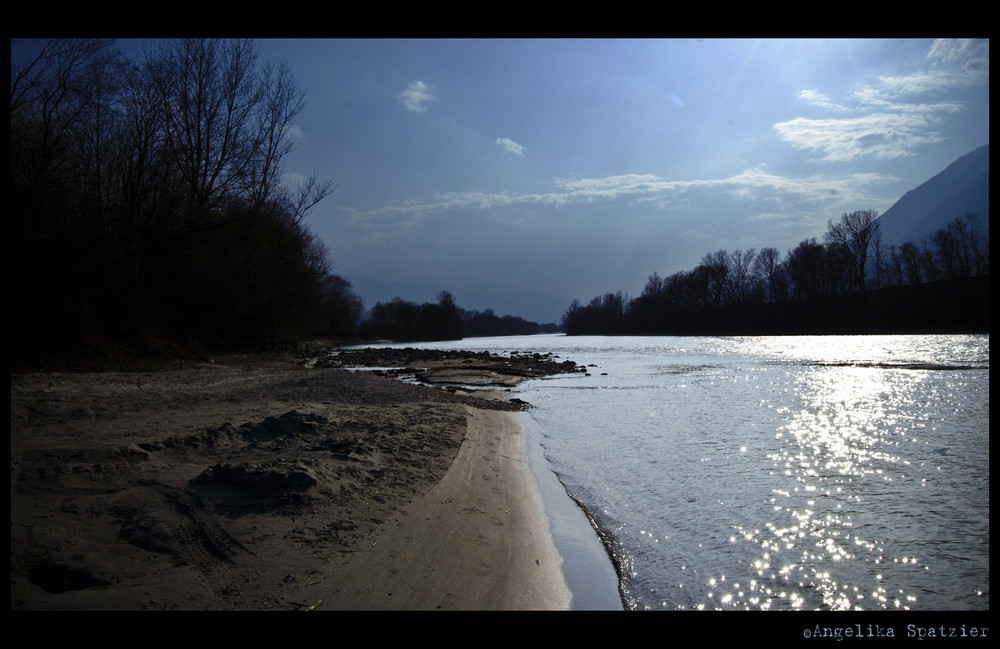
309 346 588 388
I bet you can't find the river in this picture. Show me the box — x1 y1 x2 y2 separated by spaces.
356 334 989 612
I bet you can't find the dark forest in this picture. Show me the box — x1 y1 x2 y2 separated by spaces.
12 39 357 365
562 211 989 336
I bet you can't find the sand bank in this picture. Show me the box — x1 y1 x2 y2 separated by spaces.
10 349 581 610
292 405 570 610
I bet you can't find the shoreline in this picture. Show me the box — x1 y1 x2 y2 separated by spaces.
10 349 583 610
291 405 571 610
518 411 624 610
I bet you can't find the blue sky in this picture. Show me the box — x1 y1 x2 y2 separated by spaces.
187 39 993 322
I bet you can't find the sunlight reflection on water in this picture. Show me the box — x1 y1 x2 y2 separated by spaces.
729 365 921 610
682 340 986 611
369 334 989 611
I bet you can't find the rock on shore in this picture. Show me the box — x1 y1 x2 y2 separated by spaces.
312 346 586 387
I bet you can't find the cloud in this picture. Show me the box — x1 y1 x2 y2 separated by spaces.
799 89 846 111
340 167 896 233
858 72 978 106
495 137 526 157
927 38 989 73
777 41 985 162
399 80 436 112
774 113 946 161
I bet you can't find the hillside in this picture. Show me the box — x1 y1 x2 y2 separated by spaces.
877 144 989 247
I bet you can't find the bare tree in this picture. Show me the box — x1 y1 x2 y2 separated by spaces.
140 39 335 229
871 223 884 289
148 39 263 219
12 38 338 353
964 214 988 275
11 39 118 194
699 250 730 307
824 209 880 295
783 239 827 300
285 173 338 227
899 242 923 285
883 244 905 287
932 225 964 281
753 247 785 302
949 214 989 277
727 248 757 304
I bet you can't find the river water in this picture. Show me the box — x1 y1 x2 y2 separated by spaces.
356 334 989 612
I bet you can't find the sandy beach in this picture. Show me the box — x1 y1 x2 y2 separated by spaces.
10 347 585 610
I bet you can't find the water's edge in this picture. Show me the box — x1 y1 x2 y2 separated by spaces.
519 411 623 610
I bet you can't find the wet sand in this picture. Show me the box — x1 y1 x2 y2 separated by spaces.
10 348 582 610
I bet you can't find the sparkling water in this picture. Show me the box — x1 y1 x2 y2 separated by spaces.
362 334 989 611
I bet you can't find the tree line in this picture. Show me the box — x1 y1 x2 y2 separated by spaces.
563 210 989 336
11 38 365 364
353 291 561 342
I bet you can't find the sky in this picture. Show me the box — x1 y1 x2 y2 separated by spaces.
155 39 991 323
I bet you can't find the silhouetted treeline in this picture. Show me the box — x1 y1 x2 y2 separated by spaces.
12 38 350 364
315 275 365 341
357 291 465 342
356 291 561 342
464 308 560 337
564 211 989 335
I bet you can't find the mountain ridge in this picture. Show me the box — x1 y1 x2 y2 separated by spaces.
877 144 989 247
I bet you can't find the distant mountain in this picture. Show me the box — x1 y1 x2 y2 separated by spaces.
877 144 989 247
